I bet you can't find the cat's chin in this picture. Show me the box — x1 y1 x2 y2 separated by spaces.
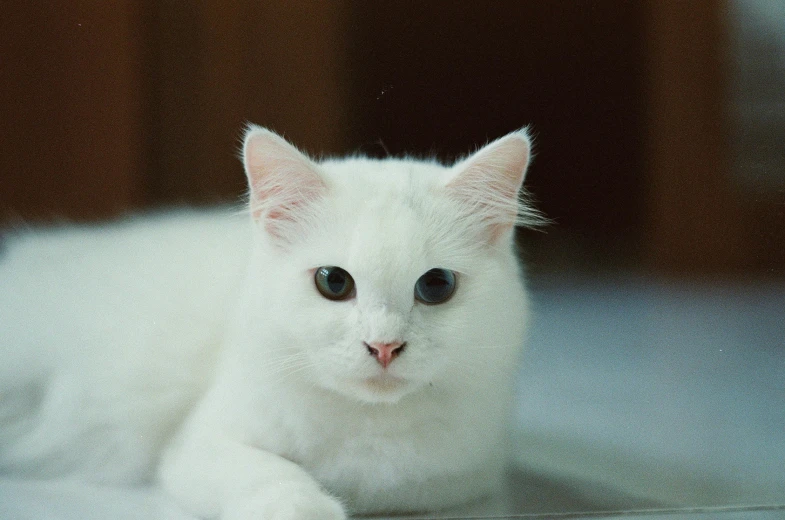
335 374 418 404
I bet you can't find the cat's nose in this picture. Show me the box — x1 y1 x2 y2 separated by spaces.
364 341 406 368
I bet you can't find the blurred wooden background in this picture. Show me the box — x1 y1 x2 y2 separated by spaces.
1 1 783 276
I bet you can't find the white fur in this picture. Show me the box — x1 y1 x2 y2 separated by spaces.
0 128 535 519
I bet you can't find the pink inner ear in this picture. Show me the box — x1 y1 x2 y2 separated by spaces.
249 183 293 221
252 169 326 241
243 128 327 242
264 201 309 238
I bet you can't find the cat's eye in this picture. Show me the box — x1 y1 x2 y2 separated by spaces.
315 266 355 301
414 268 456 305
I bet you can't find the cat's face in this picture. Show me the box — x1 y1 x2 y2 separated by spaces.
243 128 535 404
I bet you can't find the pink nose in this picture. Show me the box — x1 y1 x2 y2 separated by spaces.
364 341 406 368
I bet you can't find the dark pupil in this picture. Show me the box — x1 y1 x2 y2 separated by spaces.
326 270 346 293
417 269 455 303
425 273 448 291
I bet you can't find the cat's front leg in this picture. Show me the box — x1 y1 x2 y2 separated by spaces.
159 421 346 520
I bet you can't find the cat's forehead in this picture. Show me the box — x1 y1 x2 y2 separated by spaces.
321 156 446 193
320 157 448 219
307 157 467 277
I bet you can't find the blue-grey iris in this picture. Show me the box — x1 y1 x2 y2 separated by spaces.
414 268 456 304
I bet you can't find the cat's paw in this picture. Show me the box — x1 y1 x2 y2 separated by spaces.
222 482 347 520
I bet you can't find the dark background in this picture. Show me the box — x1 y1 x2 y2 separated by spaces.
2 1 783 277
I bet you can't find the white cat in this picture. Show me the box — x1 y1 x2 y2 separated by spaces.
0 126 539 519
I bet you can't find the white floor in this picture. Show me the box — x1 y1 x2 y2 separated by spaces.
2 276 784 519
514 275 785 511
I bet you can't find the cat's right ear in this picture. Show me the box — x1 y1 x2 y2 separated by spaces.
242 125 328 243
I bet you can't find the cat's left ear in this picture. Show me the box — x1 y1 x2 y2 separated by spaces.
242 125 328 243
445 129 535 243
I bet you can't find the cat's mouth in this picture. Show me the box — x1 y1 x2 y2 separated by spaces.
362 373 406 393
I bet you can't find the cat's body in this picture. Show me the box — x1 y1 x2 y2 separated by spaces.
0 127 536 519
0 210 249 482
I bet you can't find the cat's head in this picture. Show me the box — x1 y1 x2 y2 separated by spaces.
241 126 538 404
